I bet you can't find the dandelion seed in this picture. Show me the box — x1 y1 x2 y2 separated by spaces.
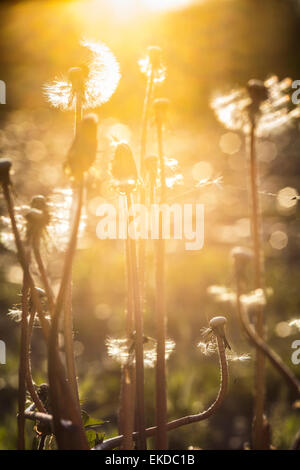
226 351 251 362
106 336 175 368
44 39 120 110
196 176 223 189
7 307 23 322
289 319 300 331
197 340 217 356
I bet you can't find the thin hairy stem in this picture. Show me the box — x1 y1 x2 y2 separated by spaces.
2 183 50 339
62 92 83 413
17 272 29 449
126 193 146 450
25 306 46 413
154 113 168 449
33 241 55 313
138 68 155 333
48 180 88 449
249 121 266 449
38 434 46 451
93 335 228 450
119 237 135 450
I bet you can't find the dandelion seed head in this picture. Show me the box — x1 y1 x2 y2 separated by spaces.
139 46 166 83
211 76 296 135
44 39 120 110
226 351 251 362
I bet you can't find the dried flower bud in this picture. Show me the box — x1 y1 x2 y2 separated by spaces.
247 79 269 105
0 158 12 186
209 316 227 329
111 143 138 194
209 316 231 350
64 113 98 180
31 195 51 227
147 46 162 70
247 79 268 120
25 208 46 242
31 195 46 210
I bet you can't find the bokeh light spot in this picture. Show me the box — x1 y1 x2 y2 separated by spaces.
192 161 213 181
219 132 241 155
269 230 288 250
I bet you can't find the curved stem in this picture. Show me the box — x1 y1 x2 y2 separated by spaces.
235 274 300 396
94 335 228 450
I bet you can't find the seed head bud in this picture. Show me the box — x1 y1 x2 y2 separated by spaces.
209 316 231 350
209 316 227 329
111 142 138 194
25 208 46 242
64 113 98 180
31 195 47 210
0 158 12 186
30 194 51 228
147 46 162 70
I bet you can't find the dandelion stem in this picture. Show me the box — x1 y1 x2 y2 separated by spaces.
138 67 155 336
119 237 135 450
126 193 146 450
62 92 83 413
1 182 50 338
33 241 55 313
154 109 168 449
48 180 88 449
249 120 266 449
17 271 29 450
235 273 300 396
93 334 228 450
